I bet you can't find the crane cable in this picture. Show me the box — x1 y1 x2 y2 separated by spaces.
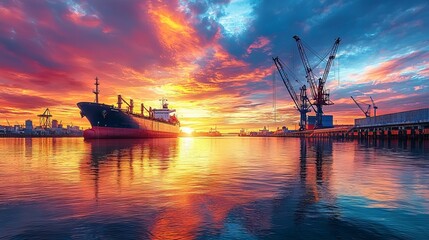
301 39 332 71
276 57 314 111
278 57 302 85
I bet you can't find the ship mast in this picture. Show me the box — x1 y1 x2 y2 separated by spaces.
93 77 100 103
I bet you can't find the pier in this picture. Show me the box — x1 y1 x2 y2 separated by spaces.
351 108 429 139
277 108 429 139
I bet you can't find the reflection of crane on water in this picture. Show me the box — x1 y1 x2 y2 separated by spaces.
266 138 339 227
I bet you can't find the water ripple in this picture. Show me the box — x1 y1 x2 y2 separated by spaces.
0 137 428 239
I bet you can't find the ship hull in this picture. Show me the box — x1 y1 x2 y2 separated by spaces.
83 126 179 139
77 102 180 139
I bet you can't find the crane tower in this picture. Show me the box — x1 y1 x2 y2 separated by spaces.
38 108 52 128
293 36 340 129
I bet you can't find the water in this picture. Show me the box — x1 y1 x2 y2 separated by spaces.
0 137 428 239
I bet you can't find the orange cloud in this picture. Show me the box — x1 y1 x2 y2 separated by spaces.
1 1 427 133
148 7 202 60
353 51 429 84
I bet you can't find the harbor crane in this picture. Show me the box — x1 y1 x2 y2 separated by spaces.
38 108 52 128
273 57 312 131
370 96 378 117
351 96 371 118
293 35 341 129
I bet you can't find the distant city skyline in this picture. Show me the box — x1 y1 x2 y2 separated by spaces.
0 0 428 132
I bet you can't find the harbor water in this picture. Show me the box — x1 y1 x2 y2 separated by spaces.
0 137 428 239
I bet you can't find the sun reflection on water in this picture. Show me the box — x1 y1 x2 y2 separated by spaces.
0 137 428 239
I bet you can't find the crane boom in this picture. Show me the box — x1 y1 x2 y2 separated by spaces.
351 96 371 118
320 38 341 91
319 38 341 87
273 57 311 131
293 35 318 100
273 57 300 109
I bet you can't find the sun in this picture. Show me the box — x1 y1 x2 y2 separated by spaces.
180 127 194 135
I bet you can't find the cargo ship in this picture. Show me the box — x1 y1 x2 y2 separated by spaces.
77 77 180 139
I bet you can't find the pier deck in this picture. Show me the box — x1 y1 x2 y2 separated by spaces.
277 108 429 139
351 108 429 139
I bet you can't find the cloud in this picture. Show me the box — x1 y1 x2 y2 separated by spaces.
414 85 425 91
246 36 271 55
0 92 60 109
364 88 394 95
353 51 429 84
0 0 428 131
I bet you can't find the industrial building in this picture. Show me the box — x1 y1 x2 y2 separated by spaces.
0 108 83 137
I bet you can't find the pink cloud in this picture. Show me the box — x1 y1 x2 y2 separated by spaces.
66 12 101 28
1 1 426 131
0 92 60 109
364 88 394 95
246 36 271 54
414 85 424 91
356 51 429 84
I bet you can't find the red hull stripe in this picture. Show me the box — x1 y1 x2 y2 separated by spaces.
83 126 179 139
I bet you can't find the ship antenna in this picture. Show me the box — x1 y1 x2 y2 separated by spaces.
93 77 100 103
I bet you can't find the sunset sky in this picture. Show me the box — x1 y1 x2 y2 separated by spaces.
0 0 428 132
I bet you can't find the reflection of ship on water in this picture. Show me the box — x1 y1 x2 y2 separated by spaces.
84 138 178 163
80 138 178 200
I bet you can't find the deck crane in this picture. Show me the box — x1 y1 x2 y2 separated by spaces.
370 96 377 117
273 57 312 131
293 35 341 129
351 96 371 118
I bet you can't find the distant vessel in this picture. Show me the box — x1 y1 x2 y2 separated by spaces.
208 127 221 137
238 128 248 136
249 126 273 136
192 127 222 137
77 77 180 139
